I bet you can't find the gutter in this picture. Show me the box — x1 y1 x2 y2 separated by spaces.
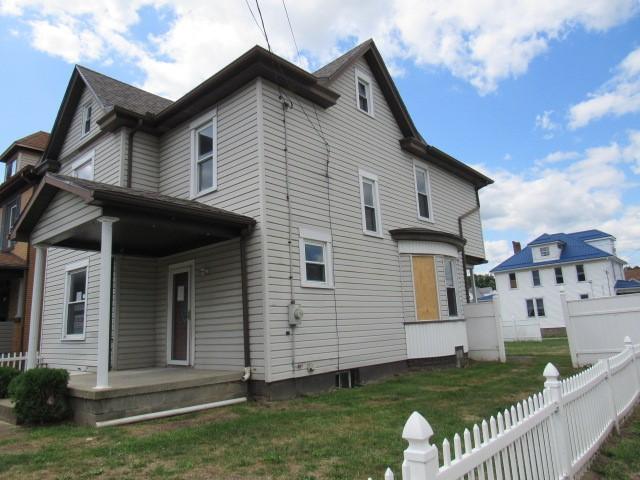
126 119 143 188
240 226 254 385
458 202 481 303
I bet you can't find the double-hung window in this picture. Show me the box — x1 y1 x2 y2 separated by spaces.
445 258 458 317
532 269 541 286
63 261 89 340
414 165 433 221
554 267 564 284
82 103 92 136
509 272 517 289
540 246 550 257
191 109 217 197
5 158 15 181
1 198 19 250
299 227 333 288
576 264 586 282
70 150 94 180
526 298 545 317
355 69 373 116
359 170 382 236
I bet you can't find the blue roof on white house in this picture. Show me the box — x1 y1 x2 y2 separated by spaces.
491 230 615 273
614 279 640 291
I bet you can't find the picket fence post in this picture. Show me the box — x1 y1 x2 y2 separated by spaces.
604 356 621 435
544 363 571 480
401 412 439 480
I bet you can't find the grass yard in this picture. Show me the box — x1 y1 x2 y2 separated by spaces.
0 339 589 479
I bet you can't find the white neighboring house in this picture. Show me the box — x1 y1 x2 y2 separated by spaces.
491 230 626 341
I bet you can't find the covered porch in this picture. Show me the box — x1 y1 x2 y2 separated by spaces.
12 174 256 395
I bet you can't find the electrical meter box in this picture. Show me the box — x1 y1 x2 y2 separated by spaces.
288 302 304 326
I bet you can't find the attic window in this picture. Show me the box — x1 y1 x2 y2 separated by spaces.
355 69 373 116
82 103 92 136
540 246 550 257
5 158 16 181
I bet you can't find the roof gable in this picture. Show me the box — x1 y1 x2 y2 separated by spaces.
0 131 49 163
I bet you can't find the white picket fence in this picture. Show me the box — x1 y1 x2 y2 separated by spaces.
0 351 27 370
376 336 640 480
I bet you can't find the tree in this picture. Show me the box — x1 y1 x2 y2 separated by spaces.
474 273 496 289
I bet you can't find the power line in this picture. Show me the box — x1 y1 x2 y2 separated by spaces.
281 0 301 63
244 0 264 38
254 0 272 53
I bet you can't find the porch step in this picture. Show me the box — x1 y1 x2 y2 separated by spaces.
0 398 17 425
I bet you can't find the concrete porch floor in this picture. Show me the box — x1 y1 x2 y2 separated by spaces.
68 368 243 399
67 368 247 425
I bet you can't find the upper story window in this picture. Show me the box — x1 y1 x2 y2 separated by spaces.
576 264 586 282
540 246 550 257
554 267 564 284
70 150 94 181
532 269 541 286
82 103 92 136
1 198 19 250
63 260 88 340
445 258 458 317
299 227 333 289
5 158 16 181
358 169 382 237
190 109 217 197
509 272 517 289
355 69 373 116
414 165 433 221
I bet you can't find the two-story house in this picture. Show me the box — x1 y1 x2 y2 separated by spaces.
11 40 492 424
0 131 48 353
492 230 625 341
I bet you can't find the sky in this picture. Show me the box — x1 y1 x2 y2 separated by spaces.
0 0 639 272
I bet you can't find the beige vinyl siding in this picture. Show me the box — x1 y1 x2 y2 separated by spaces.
114 256 158 369
129 131 160 191
155 239 245 371
17 150 42 169
261 57 483 380
461 210 485 259
59 86 104 160
31 191 102 245
157 81 264 378
40 248 100 371
58 130 123 186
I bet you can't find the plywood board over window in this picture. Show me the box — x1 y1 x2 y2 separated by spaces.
412 255 440 321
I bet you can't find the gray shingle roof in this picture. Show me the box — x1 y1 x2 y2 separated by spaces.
76 65 173 116
314 39 373 80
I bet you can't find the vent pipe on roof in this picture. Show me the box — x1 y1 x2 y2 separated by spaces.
512 241 522 254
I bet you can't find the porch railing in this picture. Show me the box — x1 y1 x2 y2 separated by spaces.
0 351 29 371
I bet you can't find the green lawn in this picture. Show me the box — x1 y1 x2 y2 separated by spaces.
0 339 580 479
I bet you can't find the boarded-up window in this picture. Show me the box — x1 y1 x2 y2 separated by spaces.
412 256 440 321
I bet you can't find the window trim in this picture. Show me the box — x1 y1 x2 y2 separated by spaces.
354 68 374 117
298 226 334 289
1 197 19 251
531 269 541 287
444 257 459 318
189 108 218 199
81 102 92 137
576 264 586 282
554 267 564 285
414 164 434 223
358 169 383 237
61 259 89 341
70 149 95 180
509 272 518 289
539 246 550 257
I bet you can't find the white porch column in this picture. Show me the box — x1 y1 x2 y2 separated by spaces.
95 217 118 389
26 245 46 370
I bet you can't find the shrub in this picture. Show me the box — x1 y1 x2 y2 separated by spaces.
0 366 20 398
8 368 70 424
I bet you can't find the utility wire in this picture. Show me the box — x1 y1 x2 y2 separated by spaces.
244 0 264 37
281 0 301 63
254 0 272 53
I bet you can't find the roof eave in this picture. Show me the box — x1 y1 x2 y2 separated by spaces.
400 137 494 188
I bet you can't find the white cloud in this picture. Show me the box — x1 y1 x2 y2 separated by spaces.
479 130 640 266
0 0 638 98
535 150 579 166
535 110 558 133
477 239 513 273
569 46 640 129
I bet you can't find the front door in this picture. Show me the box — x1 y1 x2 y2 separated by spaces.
168 264 193 365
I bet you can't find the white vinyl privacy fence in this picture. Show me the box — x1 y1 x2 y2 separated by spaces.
375 337 640 480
